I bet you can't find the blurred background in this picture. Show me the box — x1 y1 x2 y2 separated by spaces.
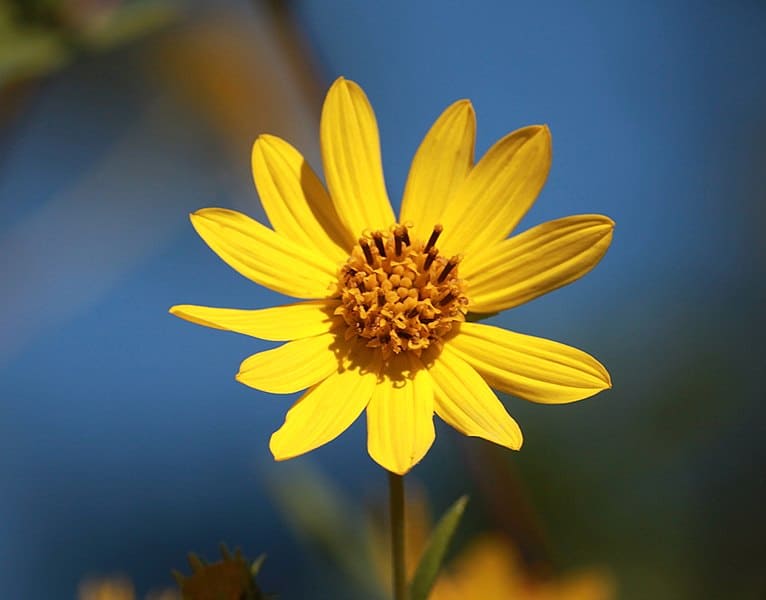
1 0 764 598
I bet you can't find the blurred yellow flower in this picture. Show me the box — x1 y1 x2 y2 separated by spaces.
430 536 614 600
78 578 135 600
77 577 177 600
171 77 613 474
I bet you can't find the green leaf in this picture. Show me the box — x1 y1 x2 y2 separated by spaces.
265 462 381 597
0 31 70 87
79 0 177 50
409 495 469 600
250 553 267 576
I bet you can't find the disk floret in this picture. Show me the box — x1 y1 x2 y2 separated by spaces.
335 224 468 360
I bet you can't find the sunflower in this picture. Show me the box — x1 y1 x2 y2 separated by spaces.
170 77 612 475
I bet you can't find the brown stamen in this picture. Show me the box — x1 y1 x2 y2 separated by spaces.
372 232 386 257
359 238 374 265
424 248 438 270
394 226 407 256
424 224 443 253
338 224 467 361
438 256 460 283
438 292 455 306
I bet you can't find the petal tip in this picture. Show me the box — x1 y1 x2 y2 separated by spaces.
387 463 412 476
497 431 523 452
591 355 613 390
586 214 615 232
251 135 276 170
595 218 616 244
234 372 246 386
454 99 477 129
234 370 257 389
371 456 415 476
602 369 613 390
190 208 214 223
514 124 552 158
506 426 523 451
522 123 549 136
526 124 552 149
538 124 553 145
268 435 288 461
453 98 475 114
253 132 283 150
251 136 265 156
189 209 219 235
331 76 368 101
269 430 303 462
329 75 352 93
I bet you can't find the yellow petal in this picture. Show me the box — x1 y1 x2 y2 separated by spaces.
320 77 395 235
449 322 611 404
252 134 355 261
399 100 476 241
190 208 337 299
428 345 522 450
236 332 339 394
169 300 337 341
464 215 614 313
438 125 552 257
269 344 380 460
366 354 435 474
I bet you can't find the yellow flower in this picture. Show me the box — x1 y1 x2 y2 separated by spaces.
78 579 136 600
77 577 178 600
171 77 613 475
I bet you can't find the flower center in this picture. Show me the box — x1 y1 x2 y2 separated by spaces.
335 224 468 360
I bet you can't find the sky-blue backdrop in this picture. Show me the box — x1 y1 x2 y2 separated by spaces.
1 1 764 598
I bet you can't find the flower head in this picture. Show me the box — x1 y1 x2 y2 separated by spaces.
171 77 613 474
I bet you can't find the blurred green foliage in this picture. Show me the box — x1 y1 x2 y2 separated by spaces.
409 495 468 600
0 0 175 88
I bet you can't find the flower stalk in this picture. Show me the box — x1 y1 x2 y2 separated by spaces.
389 471 407 600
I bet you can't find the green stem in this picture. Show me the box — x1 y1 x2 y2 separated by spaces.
389 471 407 600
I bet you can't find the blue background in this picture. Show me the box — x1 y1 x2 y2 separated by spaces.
1 1 764 598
